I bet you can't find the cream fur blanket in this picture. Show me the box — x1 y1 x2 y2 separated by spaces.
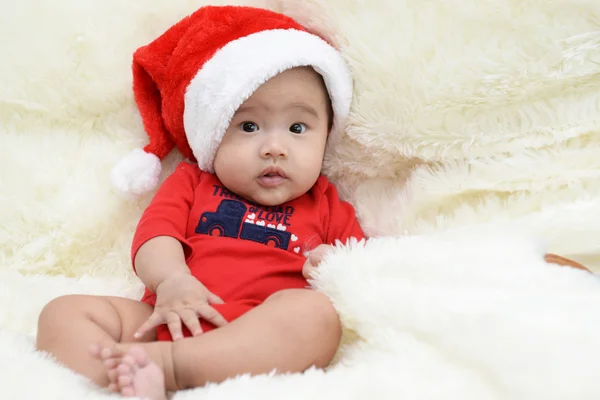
2 0 600 399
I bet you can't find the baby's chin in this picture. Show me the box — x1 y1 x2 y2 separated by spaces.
247 192 295 207
243 186 303 207
236 178 316 206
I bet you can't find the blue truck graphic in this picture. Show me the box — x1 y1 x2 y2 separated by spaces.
195 200 291 250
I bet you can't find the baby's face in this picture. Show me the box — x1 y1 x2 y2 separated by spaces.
213 67 331 206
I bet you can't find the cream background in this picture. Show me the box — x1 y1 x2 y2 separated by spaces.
2 0 600 398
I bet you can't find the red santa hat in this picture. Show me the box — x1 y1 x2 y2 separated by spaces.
111 5 353 196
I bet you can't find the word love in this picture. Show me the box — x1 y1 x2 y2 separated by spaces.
212 184 295 227
248 205 295 227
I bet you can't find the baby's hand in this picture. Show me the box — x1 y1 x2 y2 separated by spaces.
135 272 227 341
302 244 333 279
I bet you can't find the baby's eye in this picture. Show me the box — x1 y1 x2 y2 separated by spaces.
289 123 307 134
241 122 259 132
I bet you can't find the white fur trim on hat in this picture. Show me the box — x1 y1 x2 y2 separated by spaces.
183 28 353 173
110 148 162 196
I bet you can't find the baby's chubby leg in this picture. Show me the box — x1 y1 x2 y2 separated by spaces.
36 294 155 386
101 288 342 391
179 288 343 384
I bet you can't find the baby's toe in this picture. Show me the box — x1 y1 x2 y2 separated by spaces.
103 357 121 370
107 368 119 384
117 362 133 377
116 362 134 392
118 373 133 388
121 353 139 370
108 383 119 393
129 346 151 367
100 345 124 360
89 343 101 358
121 386 136 397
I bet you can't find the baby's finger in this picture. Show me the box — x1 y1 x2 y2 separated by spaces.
206 291 225 305
308 252 322 266
308 244 330 266
165 311 184 341
179 308 203 336
303 266 313 279
197 304 228 327
134 312 163 339
303 264 316 280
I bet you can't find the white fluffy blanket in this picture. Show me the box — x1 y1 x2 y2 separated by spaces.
2 0 600 399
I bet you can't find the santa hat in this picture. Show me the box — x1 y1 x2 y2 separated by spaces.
110 5 353 196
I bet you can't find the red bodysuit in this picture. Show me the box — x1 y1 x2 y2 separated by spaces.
132 162 365 340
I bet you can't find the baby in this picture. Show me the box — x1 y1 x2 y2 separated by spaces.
36 6 364 400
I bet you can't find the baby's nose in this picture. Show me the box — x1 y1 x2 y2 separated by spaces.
260 134 287 158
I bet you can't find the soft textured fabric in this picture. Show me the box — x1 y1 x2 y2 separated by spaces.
133 162 364 339
2 0 600 399
282 0 600 269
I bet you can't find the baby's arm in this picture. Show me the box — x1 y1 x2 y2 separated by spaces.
134 236 226 339
130 162 198 275
135 236 190 293
131 163 227 339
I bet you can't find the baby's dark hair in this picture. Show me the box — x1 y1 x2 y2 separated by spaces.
326 92 334 132
316 73 335 132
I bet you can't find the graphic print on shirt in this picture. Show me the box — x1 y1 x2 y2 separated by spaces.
195 187 300 252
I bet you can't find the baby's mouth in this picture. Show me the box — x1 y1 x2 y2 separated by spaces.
258 167 287 187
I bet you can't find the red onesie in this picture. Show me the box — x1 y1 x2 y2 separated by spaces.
132 162 365 341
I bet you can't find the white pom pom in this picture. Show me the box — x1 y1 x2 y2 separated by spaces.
110 148 162 196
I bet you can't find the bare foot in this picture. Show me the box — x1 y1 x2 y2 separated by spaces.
90 342 121 392
91 343 167 400
116 346 166 400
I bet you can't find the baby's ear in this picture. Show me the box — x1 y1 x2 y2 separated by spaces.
326 96 334 133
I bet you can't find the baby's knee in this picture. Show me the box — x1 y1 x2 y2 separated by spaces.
36 295 86 348
38 294 84 328
303 291 341 331
39 295 80 318
269 289 341 331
